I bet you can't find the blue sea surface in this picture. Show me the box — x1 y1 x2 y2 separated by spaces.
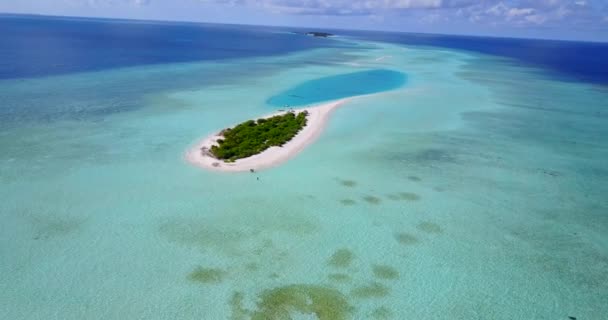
0 14 345 79
267 69 407 107
1 14 606 85
344 30 608 84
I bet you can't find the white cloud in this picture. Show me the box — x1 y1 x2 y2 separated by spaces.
525 14 547 24
198 0 474 15
555 6 571 18
507 8 535 18
459 0 606 27
420 12 442 23
83 0 151 6
486 2 508 16
81 0 607 31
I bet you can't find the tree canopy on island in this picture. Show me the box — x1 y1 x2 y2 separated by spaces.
210 111 308 161
306 32 333 38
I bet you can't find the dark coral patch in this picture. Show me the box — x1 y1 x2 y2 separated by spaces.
230 292 250 320
372 265 399 280
363 195 382 205
417 222 443 234
371 306 393 319
386 192 420 201
398 192 420 201
30 214 83 240
328 249 355 268
251 284 352 320
395 232 419 245
328 273 351 283
340 199 357 206
386 194 401 201
245 262 259 272
351 282 391 299
337 179 357 187
188 267 226 284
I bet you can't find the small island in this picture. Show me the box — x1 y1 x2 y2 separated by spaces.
186 69 407 172
186 99 349 172
306 32 334 38
209 111 308 162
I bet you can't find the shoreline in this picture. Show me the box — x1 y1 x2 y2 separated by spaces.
185 98 349 172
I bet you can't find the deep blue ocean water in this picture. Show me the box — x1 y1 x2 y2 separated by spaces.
343 30 608 85
1 14 607 84
0 14 345 79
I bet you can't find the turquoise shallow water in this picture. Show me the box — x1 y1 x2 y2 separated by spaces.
1 38 607 319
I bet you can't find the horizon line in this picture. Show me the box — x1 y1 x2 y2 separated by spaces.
1 12 606 44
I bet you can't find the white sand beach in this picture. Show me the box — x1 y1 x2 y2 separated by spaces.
186 99 349 172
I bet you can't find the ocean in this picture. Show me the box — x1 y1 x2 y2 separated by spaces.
1 14 607 320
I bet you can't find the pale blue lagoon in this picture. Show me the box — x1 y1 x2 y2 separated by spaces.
267 69 407 106
1 16 607 319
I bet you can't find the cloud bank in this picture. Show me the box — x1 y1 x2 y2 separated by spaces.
1 0 605 41
196 0 608 27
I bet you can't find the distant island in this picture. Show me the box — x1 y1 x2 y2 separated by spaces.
306 32 334 38
209 111 308 162
287 31 334 38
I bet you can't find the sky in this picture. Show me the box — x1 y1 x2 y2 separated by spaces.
1 0 607 42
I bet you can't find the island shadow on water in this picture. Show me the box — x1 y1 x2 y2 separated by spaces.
267 69 407 107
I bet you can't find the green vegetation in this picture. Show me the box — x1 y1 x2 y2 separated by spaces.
306 31 334 37
210 111 308 161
